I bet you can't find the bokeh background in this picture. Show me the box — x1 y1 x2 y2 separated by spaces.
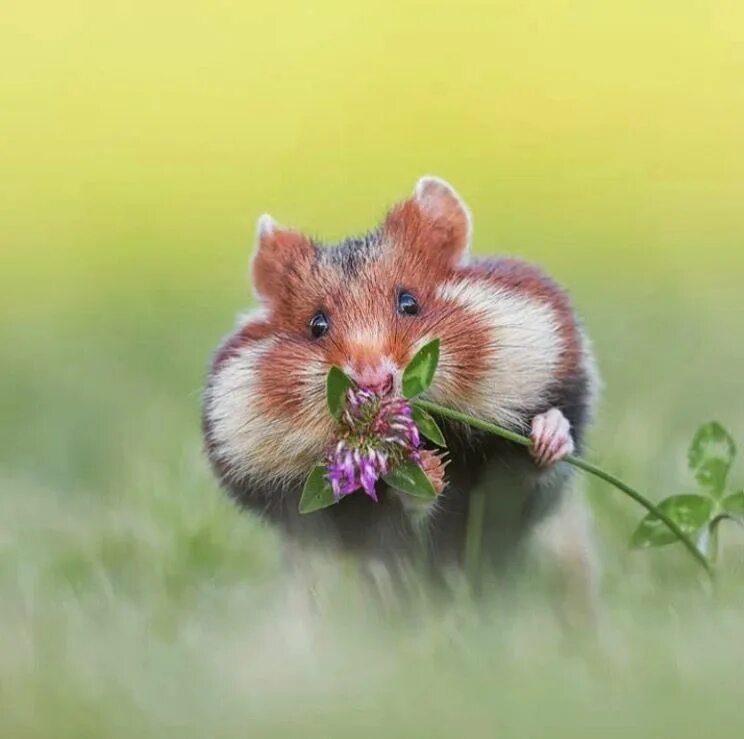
2 2 744 737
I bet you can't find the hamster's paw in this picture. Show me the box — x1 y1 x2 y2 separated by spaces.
530 408 574 467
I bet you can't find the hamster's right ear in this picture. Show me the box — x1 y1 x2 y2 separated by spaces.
251 214 315 303
384 176 472 269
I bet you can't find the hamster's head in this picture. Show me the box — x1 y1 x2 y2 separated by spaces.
203 176 555 488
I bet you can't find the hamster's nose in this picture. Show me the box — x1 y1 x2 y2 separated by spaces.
352 367 394 397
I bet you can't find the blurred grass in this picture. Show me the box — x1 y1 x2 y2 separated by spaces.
2 1 744 737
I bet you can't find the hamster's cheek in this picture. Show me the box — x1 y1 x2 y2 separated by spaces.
421 301 493 407
256 336 334 433
206 336 334 484
427 276 566 427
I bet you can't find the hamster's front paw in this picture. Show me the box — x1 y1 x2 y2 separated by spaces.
530 408 574 467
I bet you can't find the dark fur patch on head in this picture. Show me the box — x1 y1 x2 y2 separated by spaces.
316 229 382 279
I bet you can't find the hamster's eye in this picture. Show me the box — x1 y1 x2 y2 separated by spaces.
397 291 420 316
309 311 330 338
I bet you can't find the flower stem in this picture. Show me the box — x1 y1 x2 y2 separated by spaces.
464 485 487 593
413 399 713 578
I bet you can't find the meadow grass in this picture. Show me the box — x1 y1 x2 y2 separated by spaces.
2 257 743 738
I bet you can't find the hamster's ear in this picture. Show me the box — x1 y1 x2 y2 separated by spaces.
251 214 315 303
384 176 472 267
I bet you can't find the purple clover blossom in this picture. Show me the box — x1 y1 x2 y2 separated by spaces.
325 386 422 501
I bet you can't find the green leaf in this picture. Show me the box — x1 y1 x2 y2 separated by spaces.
383 459 437 500
402 339 440 399
722 490 744 517
326 366 354 419
688 421 736 497
630 494 713 549
298 465 337 514
412 406 447 447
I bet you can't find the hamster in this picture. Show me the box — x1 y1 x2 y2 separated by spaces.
202 177 599 590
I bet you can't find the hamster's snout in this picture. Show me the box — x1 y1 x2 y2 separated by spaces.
349 366 395 397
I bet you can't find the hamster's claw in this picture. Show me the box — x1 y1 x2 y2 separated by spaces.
530 408 574 467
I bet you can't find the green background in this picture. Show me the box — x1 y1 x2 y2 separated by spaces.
2 2 743 736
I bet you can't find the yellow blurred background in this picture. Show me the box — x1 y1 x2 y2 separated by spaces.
3 0 744 531
2 0 744 494
3 1 744 299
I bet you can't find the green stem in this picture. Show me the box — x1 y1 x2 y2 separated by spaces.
706 515 725 565
413 398 713 578
464 485 487 593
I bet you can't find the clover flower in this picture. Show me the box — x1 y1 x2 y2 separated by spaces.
299 341 447 515
418 448 448 495
326 387 422 501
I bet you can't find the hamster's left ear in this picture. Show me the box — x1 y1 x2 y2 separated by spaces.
384 176 472 266
251 214 315 304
